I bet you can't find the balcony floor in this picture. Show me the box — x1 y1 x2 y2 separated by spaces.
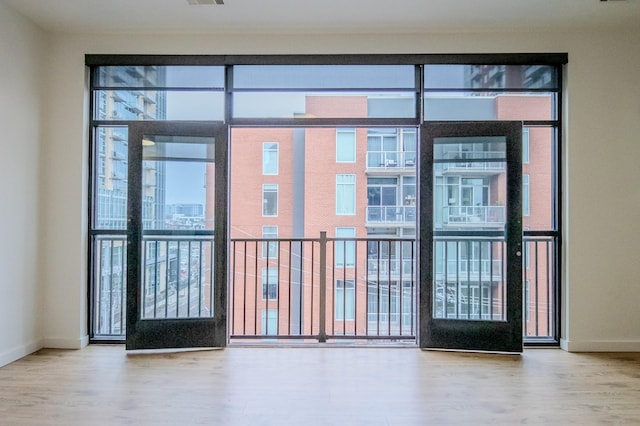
1 345 639 425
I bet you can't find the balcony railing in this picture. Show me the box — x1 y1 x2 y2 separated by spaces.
91 234 557 342
440 151 505 173
366 151 416 169
442 205 504 227
229 235 417 341
367 206 416 224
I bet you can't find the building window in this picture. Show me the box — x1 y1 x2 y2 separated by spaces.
262 184 278 216
367 177 398 222
335 279 355 321
336 128 356 162
367 128 398 167
335 227 356 268
402 129 417 167
262 225 278 259
336 174 356 215
262 267 278 300
523 174 530 216
263 142 279 175
523 128 530 164
261 309 278 335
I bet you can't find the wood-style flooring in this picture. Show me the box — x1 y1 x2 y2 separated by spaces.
1 345 639 425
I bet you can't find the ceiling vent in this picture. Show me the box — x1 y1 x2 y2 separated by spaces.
187 0 224 5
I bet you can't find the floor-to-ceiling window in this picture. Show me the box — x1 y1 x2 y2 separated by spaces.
87 55 564 345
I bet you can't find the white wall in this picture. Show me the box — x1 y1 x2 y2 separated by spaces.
38 29 640 352
0 1 46 366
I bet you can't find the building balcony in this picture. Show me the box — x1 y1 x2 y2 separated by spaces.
366 151 416 173
366 206 416 226
440 151 504 176
441 206 504 228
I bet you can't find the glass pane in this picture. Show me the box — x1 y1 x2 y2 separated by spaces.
434 136 507 232
141 135 215 231
95 66 224 88
233 92 415 119
424 65 558 90
140 133 216 321
424 93 556 121
94 126 128 230
523 127 555 230
95 90 224 121
432 135 508 322
233 65 414 89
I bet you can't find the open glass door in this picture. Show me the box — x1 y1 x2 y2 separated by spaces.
420 122 523 352
126 121 227 350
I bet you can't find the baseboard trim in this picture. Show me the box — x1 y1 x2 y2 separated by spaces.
560 338 640 352
0 338 43 367
43 335 89 350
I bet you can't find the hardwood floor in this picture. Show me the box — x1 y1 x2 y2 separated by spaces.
1 346 639 425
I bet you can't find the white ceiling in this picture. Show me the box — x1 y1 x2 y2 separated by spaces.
3 0 640 35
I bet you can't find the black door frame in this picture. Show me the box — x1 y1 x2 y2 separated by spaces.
419 121 523 353
126 121 228 350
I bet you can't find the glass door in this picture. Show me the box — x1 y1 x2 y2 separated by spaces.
420 122 523 352
126 121 227 350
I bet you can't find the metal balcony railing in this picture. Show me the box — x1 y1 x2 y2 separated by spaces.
366 151 416 169
90 233 557 343
442 205 505 227
229 234 417 342
441 151 505 172
367 206 416 224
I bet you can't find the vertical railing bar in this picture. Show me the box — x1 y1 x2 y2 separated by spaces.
466 240 471 320
376 240 381 336
177 240 183 318
490 241 494 320
288 240 293 336
535 241 540 336
443 240 448 319
109 239 115 334
455 240 460 319
546 240 551 337
354 239 358 336
231 240 236 334
96 241 103 334
365 240 370 336
121 238 126 334
523 239 528 334
411 239 415 336
187 241 192 317
197 241 202 318
331 240 335 336
277 240 281 337
318 231 327 342
342 239 347 336
243 241 247 335
387 240 392 336
299 241 304 336
311 241 315 336
265 242 270 338
479 241 483 319
164 242 170 319
254 241 258 336
208 239 213 318
501 240 505 320
399 239 403 336
152 240 157 319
